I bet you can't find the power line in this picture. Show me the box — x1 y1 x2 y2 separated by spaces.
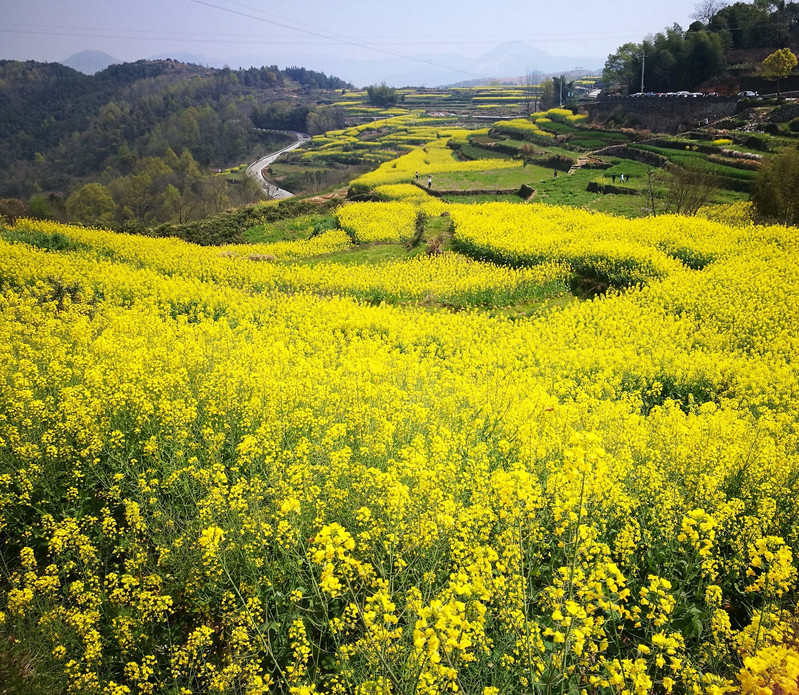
201 0 359 45
0 25 640 51
0 20 650 44
188 0 486 79
3 8 795 55
0 27 354 47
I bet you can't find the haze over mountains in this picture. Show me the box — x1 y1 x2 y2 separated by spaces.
63 41 603 86
62 50 120 75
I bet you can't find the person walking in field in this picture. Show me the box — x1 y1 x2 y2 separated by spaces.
428 175 432 189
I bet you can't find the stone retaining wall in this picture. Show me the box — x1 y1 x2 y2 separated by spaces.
592 145 669 167
590 96 739 134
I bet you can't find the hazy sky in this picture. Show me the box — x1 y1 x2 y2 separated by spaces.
2 0 703 84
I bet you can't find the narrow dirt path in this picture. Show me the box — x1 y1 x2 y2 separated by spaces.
568 153 605 175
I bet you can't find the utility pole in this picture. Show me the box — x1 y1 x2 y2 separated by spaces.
559 75 563 106
641 51 646 93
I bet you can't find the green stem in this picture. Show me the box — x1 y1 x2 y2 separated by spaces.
752 566 772 656
219 554 287 685
559 470 586 695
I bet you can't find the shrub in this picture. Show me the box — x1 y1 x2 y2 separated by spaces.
366 83 398 106
743 134 770 151
752 147 799 225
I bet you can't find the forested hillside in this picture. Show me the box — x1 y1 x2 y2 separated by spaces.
603 0 799 93
0 59 350 224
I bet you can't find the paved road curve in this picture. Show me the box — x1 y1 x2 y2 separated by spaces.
245 131 311 199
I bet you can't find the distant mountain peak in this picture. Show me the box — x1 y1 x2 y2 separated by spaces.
477 41 553 62
63 51 120 75
464 41 602 85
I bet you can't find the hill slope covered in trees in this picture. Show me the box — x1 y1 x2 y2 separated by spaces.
0 59 351 224
603 0 799 94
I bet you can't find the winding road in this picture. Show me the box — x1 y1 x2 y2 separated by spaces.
245 130 311 199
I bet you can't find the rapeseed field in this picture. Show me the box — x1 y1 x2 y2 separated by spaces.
1 200 798 694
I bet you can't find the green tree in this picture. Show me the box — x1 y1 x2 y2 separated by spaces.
111 157 175 222
603 21 730 94
305 107 346 135
28 193 54 219
710 2 790 48
603 42 642 93
539 79 556 109
366 83 398 106
177 150 202 183
752 146 799 225
164 147 181 171
761 48 798 95
161 183 187 223
65 183 117 226
684 30 726 86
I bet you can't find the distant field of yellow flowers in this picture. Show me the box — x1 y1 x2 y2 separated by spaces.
1 202 799 695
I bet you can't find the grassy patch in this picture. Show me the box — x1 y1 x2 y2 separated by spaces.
244 213 338 244
530 168 649 216
287 213 455 266
0 226 85 252
570 134 631 149
440 193 529 204
287 241 426 267
431 165 546 191
484 292 581 320
457 143 513 160
590 159 652 184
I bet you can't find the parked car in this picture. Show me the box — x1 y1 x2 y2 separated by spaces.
738 90 758 98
